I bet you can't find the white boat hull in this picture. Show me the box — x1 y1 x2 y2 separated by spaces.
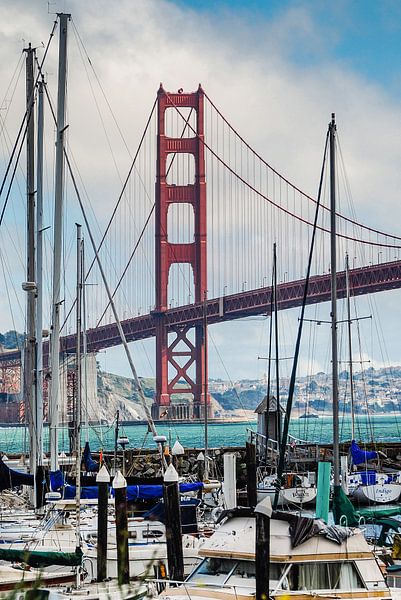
351 483 401 504
257 486 317 506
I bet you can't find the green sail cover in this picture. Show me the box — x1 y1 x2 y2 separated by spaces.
358 506 401 519
332 485 401 526
0 547 83 568
332 485 360 526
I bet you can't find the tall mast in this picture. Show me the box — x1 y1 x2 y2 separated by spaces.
49 13 69 471
329 113 340 487
203 291 208 479
35 76 44 475
82 242 89 442
75 223 83 588
273 243 280 444
345 253 355 440
24 43 37 477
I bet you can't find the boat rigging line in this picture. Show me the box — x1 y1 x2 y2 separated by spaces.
273 128 329 510
0 18 58 224
63 148 159 440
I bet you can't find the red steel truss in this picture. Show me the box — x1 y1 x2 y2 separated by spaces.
153 85 209 418
1 262 401 380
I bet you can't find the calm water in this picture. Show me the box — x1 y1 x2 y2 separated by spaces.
4 414 401 455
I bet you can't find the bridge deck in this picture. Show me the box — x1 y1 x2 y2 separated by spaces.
1 260 401 366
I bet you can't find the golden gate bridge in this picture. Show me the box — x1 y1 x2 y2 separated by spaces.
1 83 401 422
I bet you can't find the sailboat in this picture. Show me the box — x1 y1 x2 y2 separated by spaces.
255 245 317 507
346 440 401 504
339 255 401 505
148 112 395 600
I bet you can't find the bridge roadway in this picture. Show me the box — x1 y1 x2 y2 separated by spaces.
1 260 401 366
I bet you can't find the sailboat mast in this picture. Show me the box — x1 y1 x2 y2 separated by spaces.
82 243 89 442
329 113 340 487
273 243 281 444
203 291 209 479
24 43 37 478
36 76 44 474
345 253 355 440
75 224 83 587
50 13 70 471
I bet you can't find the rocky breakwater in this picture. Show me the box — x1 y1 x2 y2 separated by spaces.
103 446 248 487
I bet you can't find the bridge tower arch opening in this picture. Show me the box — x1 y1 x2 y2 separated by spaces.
152 84 211 421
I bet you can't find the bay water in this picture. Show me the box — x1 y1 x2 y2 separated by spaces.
3 414 401 455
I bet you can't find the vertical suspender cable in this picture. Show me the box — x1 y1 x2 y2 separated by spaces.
273 130 329 510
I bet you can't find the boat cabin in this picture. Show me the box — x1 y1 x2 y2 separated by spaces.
159 513 392 599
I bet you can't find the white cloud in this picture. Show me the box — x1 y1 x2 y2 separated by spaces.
1 0 401 380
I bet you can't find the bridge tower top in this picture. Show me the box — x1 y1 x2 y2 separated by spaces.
154 85 209 419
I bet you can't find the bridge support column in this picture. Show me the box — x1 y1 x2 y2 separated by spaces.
154 85 210 420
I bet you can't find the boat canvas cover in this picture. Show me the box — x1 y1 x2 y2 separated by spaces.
199 515 366 561
83 442 99 472
125 482 203 500
0 456 33 490
333 484 401 526
57 481 203 500
0 547 83 568
350 440 378 466
275 511 353 547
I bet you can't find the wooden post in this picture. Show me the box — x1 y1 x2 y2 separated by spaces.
113 470 129 585
163 464 184 582
246 442 257 508
255 496 272 600
96 464 110 582
35 465 46 509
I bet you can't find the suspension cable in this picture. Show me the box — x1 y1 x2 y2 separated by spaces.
203 91 401 243
165 92 401 249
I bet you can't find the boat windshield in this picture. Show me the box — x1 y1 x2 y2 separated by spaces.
187 558 285 589
187 558 236 584
188 559 366 592
287 562 365 591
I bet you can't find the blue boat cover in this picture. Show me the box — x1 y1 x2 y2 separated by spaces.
63 484 101 500
350 440 378 466
83 442 99 472
359 470 379 486
0 457 34 490
358 471 394 486
53 481 203 500
50 469 64 491
125 481 203 501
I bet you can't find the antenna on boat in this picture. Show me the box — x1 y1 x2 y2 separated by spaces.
329 112 340 487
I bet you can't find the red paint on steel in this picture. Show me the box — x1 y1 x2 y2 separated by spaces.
154 85 208 414
1 261 401 372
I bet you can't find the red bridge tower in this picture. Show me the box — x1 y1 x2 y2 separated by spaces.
152 85 211 420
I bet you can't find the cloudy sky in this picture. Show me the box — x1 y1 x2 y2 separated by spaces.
1 0 401 384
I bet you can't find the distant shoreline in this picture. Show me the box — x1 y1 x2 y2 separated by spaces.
1 412 401 428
